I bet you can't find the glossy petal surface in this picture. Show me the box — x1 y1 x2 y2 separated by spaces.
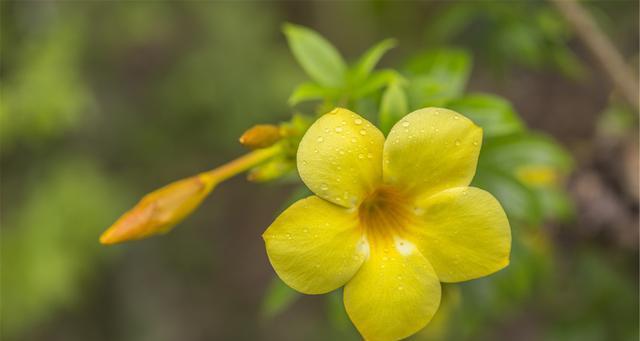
263 196 367 294
297 108 384 207
411 187 511 282
344 240 441 341
383 107 482 198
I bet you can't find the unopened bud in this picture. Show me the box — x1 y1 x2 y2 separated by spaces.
100 175 215 245
247 158 293 183
239 124 282 149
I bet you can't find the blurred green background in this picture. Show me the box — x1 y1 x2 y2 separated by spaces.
1 1 638 340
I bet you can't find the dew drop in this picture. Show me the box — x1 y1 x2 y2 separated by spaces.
351 138 357 143
455 139 461 146
358 154 364 159
402 121 410 127
359 129 367 135
317 137 324 143
335 127 343 133
354 118 362 125
473 141 479 146
454 115 460 120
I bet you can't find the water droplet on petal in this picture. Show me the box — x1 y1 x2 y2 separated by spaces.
317 137 324 143
455 139 461 146
335 127 343 133
354 118 362 125
359 129 367 135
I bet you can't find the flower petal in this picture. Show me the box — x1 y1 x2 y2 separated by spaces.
263 196 367 294
297 108 385 207
383 107 482 198
411 187 511 283
344 240 441 341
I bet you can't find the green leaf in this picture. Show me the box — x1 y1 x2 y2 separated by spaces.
288 82 328 106
447 93 525 138
480 133 573 175
404 49 471 108
378 81 408 135
260 276 300 318
532 186 575 222
326 289 359 339
473 166 543 225
352 69 400 99
283 23 347 87
351 38 397 84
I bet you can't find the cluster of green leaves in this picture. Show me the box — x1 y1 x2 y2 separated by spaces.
262 23 576 339
421 1 586 79
1 159 131 336
0 12 94 152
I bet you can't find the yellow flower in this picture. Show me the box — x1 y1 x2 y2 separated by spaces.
263 107 511 341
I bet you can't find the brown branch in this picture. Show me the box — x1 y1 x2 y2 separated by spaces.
549 0 639 112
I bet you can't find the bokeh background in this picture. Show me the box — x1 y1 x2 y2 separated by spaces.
1 1 638 340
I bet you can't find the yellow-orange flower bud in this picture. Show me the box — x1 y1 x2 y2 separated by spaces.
99 175 215 245
100 146 281 245
239 124 282 149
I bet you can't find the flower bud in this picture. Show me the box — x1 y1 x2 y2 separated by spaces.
99 175 215 244
239 124 282 149
247 158 293 182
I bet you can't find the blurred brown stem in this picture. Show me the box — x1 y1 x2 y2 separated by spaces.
549 0 639 112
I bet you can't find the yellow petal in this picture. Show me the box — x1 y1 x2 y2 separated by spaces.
411 187 511 282
344 240 441 341
263 196 367 294
383 107 482 198
297 108 385 207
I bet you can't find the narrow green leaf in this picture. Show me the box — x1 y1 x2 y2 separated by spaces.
288 82 327 106
283 23 347 87
404 48 471 108
325 289 358 339
378 81 408 135
260 276 300 319
532 186 575 222
473 166 543 225
352 69 399 99
351 38 397 83
447 93 525 138
480 133 573 174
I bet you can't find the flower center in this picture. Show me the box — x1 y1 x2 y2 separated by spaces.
358 185 414 244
